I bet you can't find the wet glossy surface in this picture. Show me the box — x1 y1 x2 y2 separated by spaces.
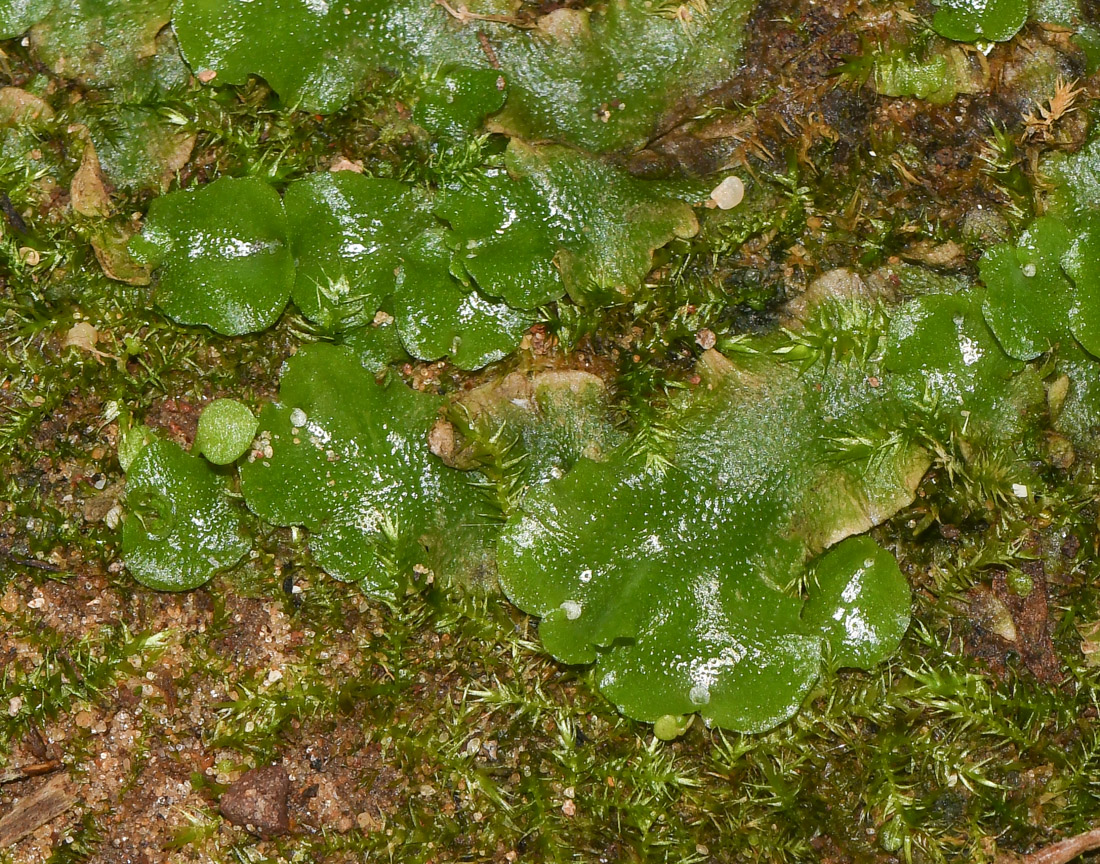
932 0 1027 42
498 334 923 732
194 399 259 466
803 537 910 670
239 344 493 598
123 439 250 591
0 0 53 39
130 177 295 336
29 0 173 91
441 141 699 307
173 0 755 151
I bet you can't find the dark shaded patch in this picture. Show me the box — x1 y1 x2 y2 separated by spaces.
965 564 1063 684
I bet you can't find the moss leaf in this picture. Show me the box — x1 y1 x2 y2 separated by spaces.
497 340 923 733
86 105 196 193
412 65 507 140
0 0 53 39
130 176 294 336
285 172 430 332
285 172 531 368
1043 132 1100 222
29 0 172 91
885 288 1039 444
123 439 250 591
1060 219 1100 358
172 0 755 152
194 399 258 466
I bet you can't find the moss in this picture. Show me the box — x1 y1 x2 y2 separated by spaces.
3 1 1100 861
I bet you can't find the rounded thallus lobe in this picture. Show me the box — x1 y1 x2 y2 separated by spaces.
497 327 920 734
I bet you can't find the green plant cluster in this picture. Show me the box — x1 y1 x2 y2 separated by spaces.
928 0 1100 76
129 142 698 368
95 1 1100 736
2 0 756 151
115 234 1100 733
7 0 1100 859
931 0 1028 43
4 0 1100 743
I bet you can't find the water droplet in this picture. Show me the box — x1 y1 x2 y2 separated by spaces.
561 600 582 620
1022 263 1037 277
863 558 874 569
290 408 308 427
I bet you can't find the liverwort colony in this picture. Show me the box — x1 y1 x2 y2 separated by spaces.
5 0 1100 745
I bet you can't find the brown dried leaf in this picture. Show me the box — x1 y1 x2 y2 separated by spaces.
1023 76 1083 143
91 222 152 285
0 88 54 128
70 139 111 218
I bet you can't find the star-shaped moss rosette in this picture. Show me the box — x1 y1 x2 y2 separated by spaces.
122 438 250 591
238 343 495 599
496 339 924 733
130 176 295 336
172 0 755 152
931 0 1027 43
436 141 699 307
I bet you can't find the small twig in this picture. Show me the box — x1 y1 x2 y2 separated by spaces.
434 0 532 28
998 828 1100 864
0 774 76 848
478 31 501 70
0 548 63 573
1025 828 1100 864
24 724 48 762
0 761 62 786
0 192 28 234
